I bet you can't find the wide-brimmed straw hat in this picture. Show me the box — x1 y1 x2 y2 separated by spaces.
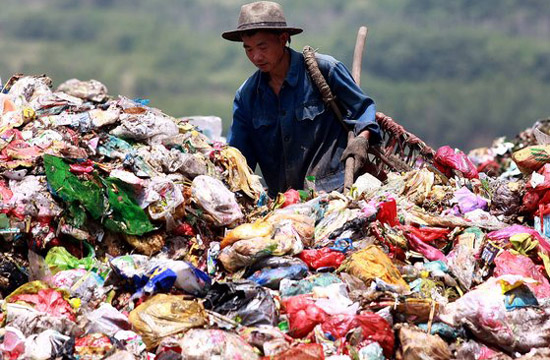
222 1 303 42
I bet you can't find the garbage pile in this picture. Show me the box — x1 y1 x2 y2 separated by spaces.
2 74 550 359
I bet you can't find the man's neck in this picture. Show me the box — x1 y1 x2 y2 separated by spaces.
268 48 291 95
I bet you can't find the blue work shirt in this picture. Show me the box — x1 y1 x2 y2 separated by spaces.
229 47 381 197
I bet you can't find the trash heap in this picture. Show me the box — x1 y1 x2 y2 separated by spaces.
2 74 550 360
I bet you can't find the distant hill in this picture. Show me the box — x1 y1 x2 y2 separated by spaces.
1 0 549 150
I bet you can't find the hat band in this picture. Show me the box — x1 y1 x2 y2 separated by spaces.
237 21 288 30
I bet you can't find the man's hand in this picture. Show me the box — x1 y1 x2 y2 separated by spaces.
341 132 370 174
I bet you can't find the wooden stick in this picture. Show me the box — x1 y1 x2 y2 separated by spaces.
352 26 368 86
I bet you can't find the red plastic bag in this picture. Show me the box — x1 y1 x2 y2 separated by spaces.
320 313 395 358
262 343 324 360
493 250 550 299
298 248 346 269
69 159 95 174
376 199 399 226
402 225 450 243
282 295 327 338
401 227 447 262
434 145 478 179
282 189 301 208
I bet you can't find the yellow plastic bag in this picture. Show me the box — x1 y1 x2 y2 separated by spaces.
339 245 409 292
221 220 273 249
128 294 207 350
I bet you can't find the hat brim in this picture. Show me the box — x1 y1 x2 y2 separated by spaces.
222 26 303 42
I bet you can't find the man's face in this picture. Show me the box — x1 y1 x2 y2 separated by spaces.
242 31 288 73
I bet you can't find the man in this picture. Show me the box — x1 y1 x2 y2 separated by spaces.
222 1 381 198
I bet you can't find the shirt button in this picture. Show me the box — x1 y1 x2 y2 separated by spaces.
284 136 290 142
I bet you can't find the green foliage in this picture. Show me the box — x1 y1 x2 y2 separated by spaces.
0 0 549 150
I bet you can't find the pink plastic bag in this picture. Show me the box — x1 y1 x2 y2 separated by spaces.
434 145 478 179
9 288 76 321
487 224 550 253
401 226 447 262
493 250 550 299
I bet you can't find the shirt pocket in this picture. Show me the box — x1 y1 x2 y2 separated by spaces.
252 114 275 129
295 100 326 122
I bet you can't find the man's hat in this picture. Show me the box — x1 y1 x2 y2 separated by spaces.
222 1 303 42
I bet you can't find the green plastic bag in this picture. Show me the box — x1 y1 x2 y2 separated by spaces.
44 154 105 220
44 155 155 236
45 245 95 274
102 177 156 236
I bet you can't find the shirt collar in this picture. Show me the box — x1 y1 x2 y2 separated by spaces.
256 47 302 93
285 48 302 88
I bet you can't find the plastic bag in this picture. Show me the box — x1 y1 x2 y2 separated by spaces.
74 333 114 359
455 340 511 360
44 154 105 220
280 273 342 298
339 245 409 292
167 329 260 360
452 186 488 214
202 280 278 327
282 189 301 207
110 111 179 144
434 145 479 179
488 225 550 252
191 175 243 226
512 145 550 174
102 177 156 236
282 294 328 338
248 263 309 289
219 232 301 273
128 294 207 350
299 247 346 270
401 227 447 263
493 250 550 299
440 276 550 353
267 343 325 360
20 329 71 360
52 268 106 306
446 244 476 289
84 303 131 336
7 286 76 322
239 326 290 356
321 313 394 358
376 198 399 226
402 168 435 205
0 257 29 297
143 177 184 230
56 78 108 102
0 327 26 360
313 283 360 316
395 323 451 360
45 245 95 275
220 146 264 200
266 211 316 247
221 220 273 249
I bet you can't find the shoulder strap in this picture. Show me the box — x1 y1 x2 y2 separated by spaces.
302 46 349 132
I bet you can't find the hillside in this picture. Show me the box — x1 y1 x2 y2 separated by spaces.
1 0 549 149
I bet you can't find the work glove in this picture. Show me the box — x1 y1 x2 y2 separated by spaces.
341 135 369 174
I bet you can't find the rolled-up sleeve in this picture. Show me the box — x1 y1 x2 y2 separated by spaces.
228 91 258 171
328 61 382 144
